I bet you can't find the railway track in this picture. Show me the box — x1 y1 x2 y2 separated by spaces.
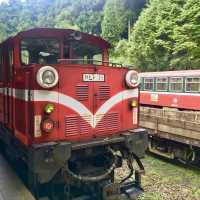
147 151 200 171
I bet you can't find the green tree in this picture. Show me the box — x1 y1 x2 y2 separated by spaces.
71 0 105 34
128 0 186 71
101 0 128 44
0 0 22 37
172 0 200 69
102 0 146 44
0 0 146 44
54 9 79 30
0 23 8 42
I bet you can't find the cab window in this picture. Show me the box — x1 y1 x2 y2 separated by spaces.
21 38 60 65
169 77 183 92
185 77 200 92
64 38 103 65
144 78 154 91
156 77 168 91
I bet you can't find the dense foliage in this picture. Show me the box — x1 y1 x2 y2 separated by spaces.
101 0 145 44
126 0 200 71
0 0 145 42
0 0 199 71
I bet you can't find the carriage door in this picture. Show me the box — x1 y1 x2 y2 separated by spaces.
4 47 14 129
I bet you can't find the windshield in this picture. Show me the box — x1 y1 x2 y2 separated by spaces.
21 38 60 65
64 38 103 65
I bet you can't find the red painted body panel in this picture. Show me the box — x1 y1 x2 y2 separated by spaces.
140 91 200 111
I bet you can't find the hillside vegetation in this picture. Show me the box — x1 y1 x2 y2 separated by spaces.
126 0 200 71
0 0 145 41
0 0 199 71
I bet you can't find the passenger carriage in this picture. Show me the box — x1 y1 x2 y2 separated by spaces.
140 70 200 110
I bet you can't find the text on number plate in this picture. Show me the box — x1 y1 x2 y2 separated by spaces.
83 74 105 82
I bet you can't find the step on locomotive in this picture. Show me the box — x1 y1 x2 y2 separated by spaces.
0 28 148 200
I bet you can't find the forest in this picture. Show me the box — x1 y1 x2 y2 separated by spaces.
0 0 199 71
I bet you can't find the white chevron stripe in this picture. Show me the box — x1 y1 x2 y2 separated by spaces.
94 89 138 127
140 90 200 96
32 89 138 127
32 90 94 126
0 87 138 128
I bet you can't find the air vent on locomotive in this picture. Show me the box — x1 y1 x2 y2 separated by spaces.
76 85 89 101
98 85 110 100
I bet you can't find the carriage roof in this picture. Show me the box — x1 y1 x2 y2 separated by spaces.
140 70 200 78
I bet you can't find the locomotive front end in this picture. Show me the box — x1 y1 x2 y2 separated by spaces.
2 28 148 200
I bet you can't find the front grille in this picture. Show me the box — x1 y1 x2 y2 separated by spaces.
65 116 79 135
107 112 120 131
76 85 89 101
65 115 91 135
99 85 110 100
96 112 120 133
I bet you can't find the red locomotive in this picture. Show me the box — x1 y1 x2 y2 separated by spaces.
140 70 200 165
0 28 147 200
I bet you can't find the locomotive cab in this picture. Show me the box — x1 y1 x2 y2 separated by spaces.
0 28 148 200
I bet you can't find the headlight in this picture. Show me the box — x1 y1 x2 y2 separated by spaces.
37 66 59 88
125 70 140 88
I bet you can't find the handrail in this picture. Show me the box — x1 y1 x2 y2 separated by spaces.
58 59 134 68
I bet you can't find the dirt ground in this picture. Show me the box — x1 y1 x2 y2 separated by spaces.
139 155 200 200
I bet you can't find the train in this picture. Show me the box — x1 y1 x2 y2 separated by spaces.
139 70 200 165
0 28 148 200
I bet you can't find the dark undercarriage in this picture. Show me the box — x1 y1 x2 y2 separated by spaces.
0 124 148 200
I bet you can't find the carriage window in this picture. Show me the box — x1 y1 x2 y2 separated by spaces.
143 78 154 90
185 77 200 92
0 49 3 81
156 77 168 91
21 38 60 65
64 39 103 65
169 77 183 92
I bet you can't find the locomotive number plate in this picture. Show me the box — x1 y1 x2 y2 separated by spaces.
83 74 105 82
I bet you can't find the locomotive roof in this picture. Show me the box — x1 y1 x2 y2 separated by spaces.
140 70 200 77
0 28 111 49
